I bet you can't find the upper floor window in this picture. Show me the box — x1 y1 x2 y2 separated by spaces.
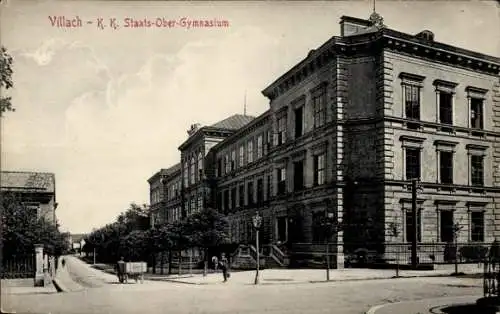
247 140 254 163
238 184 245 207
231 150 236 171
434 140 457 185
197 152 203 179
257 135 263 159
293 160 304 191
277 114 287 145
230 187 236 210
467 144 487 187
277 167 287 195
224 154 230 174
434 80 457 126
190 156 196 184
266 174 272 200
400 135 424 181
239 145 244 167
400 73 424 127
466 86 488 130
247 181 254 206
266 130 272 151
313 86 326 128
217 158 222 177
197 194 204 212
314 154 325 186
183 161 188 187
257 178 264 205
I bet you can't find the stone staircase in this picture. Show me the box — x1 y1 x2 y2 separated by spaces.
230 244 290 270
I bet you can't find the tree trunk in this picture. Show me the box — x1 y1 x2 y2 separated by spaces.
152 253 156 274
168 250 172 275
160 251 164 275
203 247 208 277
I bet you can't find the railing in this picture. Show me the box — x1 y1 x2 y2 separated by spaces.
1 255 35 279
270 244 287 266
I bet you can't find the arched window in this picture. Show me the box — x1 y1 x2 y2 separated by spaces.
190 156 196 184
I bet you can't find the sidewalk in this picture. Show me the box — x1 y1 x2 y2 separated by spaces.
365 295 482 314
147 266 484 285
0 278 57 295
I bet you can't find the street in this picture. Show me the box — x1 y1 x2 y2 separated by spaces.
0 256 484 314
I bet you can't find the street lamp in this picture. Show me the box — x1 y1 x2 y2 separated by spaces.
252 211 263 285
323 211 335 281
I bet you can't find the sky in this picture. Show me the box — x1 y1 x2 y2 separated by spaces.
1 0 498 234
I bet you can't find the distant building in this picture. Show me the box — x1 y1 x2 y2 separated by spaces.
149 13 500 268
70 234 87 253
1 171 57 224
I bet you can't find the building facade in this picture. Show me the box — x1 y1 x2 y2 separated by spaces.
1 171 58 224
149 13 500 268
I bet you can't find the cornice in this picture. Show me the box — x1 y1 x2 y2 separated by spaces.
178 127 235 151
261 27 499 102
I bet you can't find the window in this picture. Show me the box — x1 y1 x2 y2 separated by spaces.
314 154 325 186
217 158 222 177
295 106 304 138
183 161 189 187
230 187 236 210
440 210 454 242
313 88 326 128
293 160 304 191
404 84 421 120
405 148 421 180
470 98 484 129
277 115 287 145
223 190 229 214
276 217 287 243
277 167 286 195
239 145 244 167
198 152 203 179
257 135 263 159
471 211 484 242
238 184 244 207
247 181 254 206
257 178 264 205
190 156 196 184
197 194 203 212
247 140 254 163
439 92 453 125
224 154 230 174
266 130 272 151
266 175 272 200
405 208 421 243
231 150 236 171
190 198 195 215
439 151 453 184
471 155 484 186
216 192 222 210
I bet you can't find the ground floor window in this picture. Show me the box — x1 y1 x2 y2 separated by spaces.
470 211 484 242
276 217 287 243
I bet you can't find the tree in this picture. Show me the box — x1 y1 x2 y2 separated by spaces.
0 46 14 115
184 208 230 276
1 192 68 258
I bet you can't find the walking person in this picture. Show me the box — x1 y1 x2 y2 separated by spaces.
212 255 219 271
219 253 229 282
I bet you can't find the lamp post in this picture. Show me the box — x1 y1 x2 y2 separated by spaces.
323 211 335 281
252 211 263 285
410 178 422 269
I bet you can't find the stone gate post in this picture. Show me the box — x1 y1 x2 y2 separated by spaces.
34 244 44 287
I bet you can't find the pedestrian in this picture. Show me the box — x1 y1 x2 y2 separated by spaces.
116 256 125 283
212 256 219 271
219 253 229 282
61 258 66 268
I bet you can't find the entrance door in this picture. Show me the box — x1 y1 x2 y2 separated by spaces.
276 217 287 243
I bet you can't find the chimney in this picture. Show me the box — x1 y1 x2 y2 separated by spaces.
187 123 202 136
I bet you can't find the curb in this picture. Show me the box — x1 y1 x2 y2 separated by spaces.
364 295 482 314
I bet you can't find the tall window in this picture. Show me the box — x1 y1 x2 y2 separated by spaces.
313 88 326 128
257 135 263 159
247 140 254 163
257 178 264 205
471 155 484 186
190 156 196 184
238 184 245 207
223 190 229 214
295 106 304 138
239 145 244 167
198 152 203 179
230 187 236 210
266 175 272 200
277 167 286 195
277 115 287 145
217 158 222 177
183 161 188 187
471 211 484 242
439 151 453 184
314 154 325 186
404 84 421 120
266 130 272 151
293 160 304 191
247 181 254 206
190 198 195 215
440 210 454 242
405 208 422 243
439 92 453 125
405 148 421 180
470 97 484 129
231 150 236 171
197 194 203 212
225 154 230 174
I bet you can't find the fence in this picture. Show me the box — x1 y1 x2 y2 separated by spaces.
1 254 35 279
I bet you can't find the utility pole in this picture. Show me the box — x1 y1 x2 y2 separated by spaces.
411 179 419 269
